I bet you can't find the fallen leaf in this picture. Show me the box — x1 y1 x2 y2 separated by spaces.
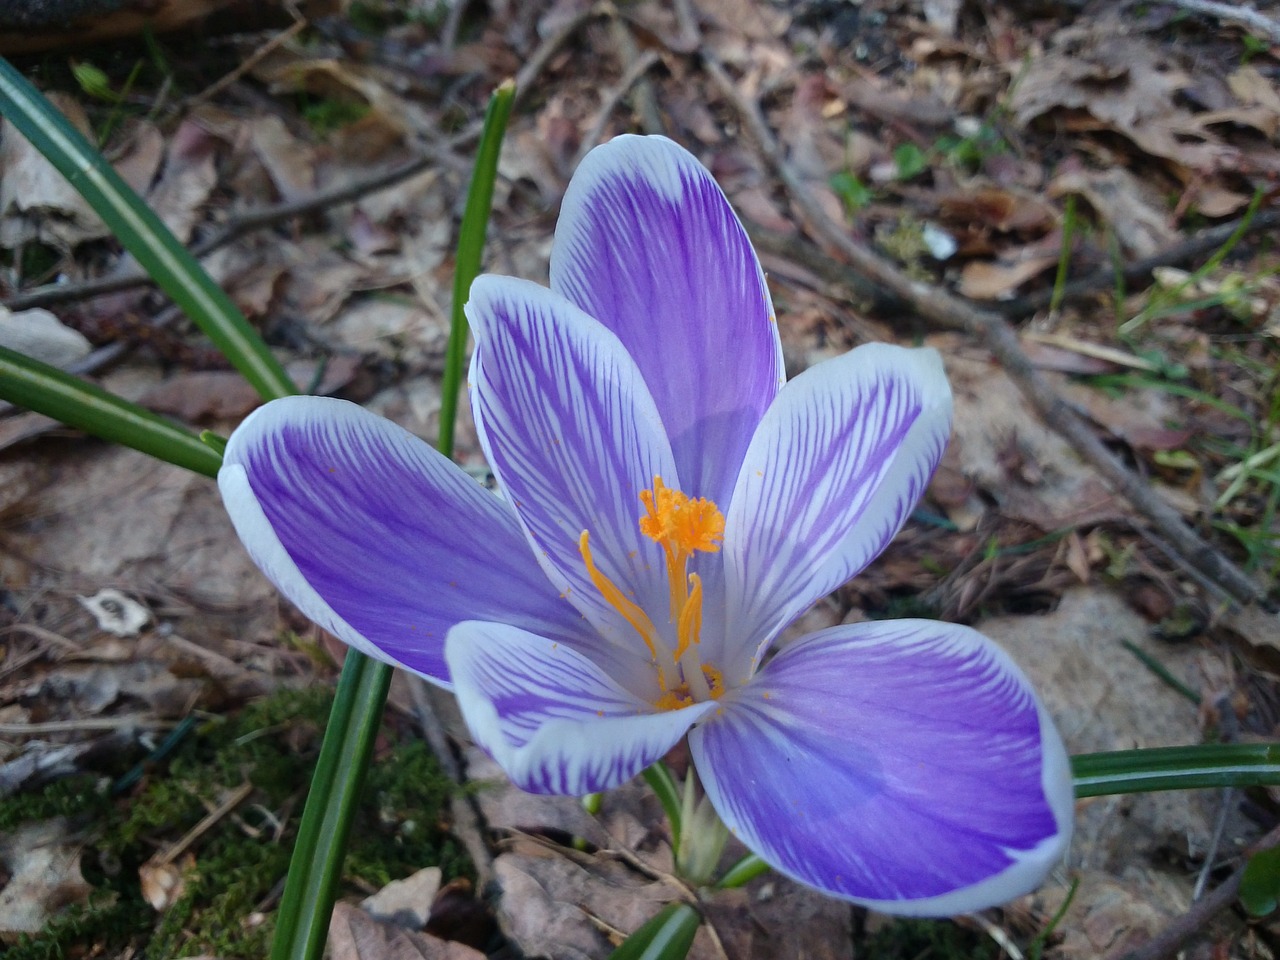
362 866 442 930
1010 20 1237 173
958 254 1057 299
0 306 93 367
0 93 108 249
1050 167 1178 258
0 819 94 939
77 588 151 637
329 901 485 960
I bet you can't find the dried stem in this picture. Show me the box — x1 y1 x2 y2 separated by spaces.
700 51 1270 610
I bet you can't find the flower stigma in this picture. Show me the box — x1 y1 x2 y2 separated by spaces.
578 476 725 711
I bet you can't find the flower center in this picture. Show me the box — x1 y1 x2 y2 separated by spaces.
578 476 725 710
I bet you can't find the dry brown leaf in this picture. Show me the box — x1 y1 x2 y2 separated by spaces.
1050 167 1177 258
247 115 316 203
0 93 108 248
361 866 442 930
110 119 166 198
957 255 1057 299
329 901 485 960
1010 21 1238 173
0 819 94 940
1230 65 1280 114
145 119 220 245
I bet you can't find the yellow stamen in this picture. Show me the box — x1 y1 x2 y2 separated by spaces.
578 530 662 664
580 478 728 711
674 573 703 663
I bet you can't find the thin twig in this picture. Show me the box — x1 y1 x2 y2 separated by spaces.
701 52 1271 610
1105 822 1280 960
0 717 175 734
608 16 665 137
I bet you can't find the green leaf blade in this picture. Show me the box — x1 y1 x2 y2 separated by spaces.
607 903 701 960
0 56 295 401
0 344 221 478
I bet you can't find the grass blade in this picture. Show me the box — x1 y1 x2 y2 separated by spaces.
0 56 295 400
270 81 516 960
439 78 515 458
271 652 391 960
0 344 221 478
607 903 701 960
642 763 684 852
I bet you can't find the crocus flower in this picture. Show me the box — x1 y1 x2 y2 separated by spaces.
219 135 1072 915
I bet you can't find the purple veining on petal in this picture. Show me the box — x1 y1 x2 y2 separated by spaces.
690 619 1072 913
551 135 784 508
221 396 590 684
717 345 952 675
447 620 714 794
466 276 683 671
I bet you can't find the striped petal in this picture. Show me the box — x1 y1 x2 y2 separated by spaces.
690 619 1073 914
447 620 714 794
466 275 681 670
218 396 590 685
717 344 952 677
550 135 784 507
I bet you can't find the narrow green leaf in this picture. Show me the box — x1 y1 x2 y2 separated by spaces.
271 653 392 960
715 853 770 890
199 430 228 456
607 903 701 960
439 78 515 458
0 57 295 400
642 762 683 853
1072 743 1280 798
0 344 221 478
1240 846 1280 917
270 82 517 960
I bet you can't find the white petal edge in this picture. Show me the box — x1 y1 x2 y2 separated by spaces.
220 461 449 685
718 344 952 675
447 619 715 795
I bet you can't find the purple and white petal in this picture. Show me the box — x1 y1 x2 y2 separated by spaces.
716 344 951 676
219 396 591 686
447 620 715 794
550 135 784 507
466 276 681 661
689 619 1072 915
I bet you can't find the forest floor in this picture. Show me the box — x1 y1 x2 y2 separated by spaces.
1 0 1279 957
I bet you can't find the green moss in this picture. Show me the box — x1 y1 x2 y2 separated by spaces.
861 917 1000 959
0 774 111 831
5 685 469 960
